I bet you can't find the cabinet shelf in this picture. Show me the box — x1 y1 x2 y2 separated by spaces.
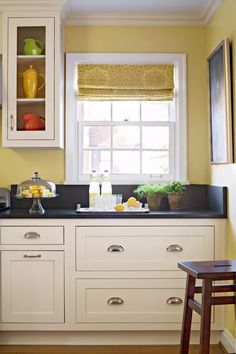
17 55 45 62
17 98 45 106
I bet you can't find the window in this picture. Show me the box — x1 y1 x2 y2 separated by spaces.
65 54 187 184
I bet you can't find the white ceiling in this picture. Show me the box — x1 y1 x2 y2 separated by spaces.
65 0 223 25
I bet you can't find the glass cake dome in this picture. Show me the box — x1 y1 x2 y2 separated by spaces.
16 172 57 214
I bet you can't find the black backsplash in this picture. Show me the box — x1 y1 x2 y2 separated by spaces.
10 184 227 215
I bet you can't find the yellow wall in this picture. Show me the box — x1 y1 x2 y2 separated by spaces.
206 0 236 338
0 25 208 187
65 26 209 184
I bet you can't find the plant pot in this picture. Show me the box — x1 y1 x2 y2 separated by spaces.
147 193 162 211
167 192 184 210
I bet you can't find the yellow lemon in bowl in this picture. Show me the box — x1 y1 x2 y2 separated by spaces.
127 197 138 207
114 204 125 212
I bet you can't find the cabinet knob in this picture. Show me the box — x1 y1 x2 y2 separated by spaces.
166 244 183 252
107 297 124 305
166 297 183 305
24 231 40 239
23 254 42 258
107 245 124 252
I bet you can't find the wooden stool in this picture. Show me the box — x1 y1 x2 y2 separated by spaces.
178 260 236 354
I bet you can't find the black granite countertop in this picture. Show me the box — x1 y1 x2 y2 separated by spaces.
0 208 226 219
0 184 227 219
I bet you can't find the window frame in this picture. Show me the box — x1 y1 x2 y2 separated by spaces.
65 53 187 184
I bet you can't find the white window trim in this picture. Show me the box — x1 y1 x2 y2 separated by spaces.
65 53 187 184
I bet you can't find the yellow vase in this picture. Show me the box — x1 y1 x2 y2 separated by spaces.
21 65 45 98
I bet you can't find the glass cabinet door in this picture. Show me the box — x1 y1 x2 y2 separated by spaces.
7 17 55 140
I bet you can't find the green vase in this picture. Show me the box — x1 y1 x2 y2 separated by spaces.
23 38 44 55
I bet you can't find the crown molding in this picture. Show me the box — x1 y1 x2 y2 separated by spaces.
0 0 223 26
0 0 67 11
66 12 204 27
201 0 223 25
64 0 223 26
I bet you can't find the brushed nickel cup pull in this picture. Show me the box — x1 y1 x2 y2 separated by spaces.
166 244 183 252
107 245 124 252
166 297 183 305
107 297 124 305
24 231 40 239
23 254 42 258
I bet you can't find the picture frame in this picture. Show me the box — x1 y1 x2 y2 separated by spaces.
207 39 233 164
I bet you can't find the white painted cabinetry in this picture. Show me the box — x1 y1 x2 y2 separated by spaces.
2 13 63 147
0 218 226 343
0 224 65 324
1 250 64 323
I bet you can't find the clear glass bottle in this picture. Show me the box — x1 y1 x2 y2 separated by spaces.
101 170 112 196
89 170 100 208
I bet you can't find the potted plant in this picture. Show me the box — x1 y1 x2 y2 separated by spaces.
133 184 168 211
165 181 186 210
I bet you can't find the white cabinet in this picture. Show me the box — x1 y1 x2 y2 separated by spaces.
1 226 64 245
1 250 64 323
2 13 63 147
74 222 220 330
0 218 226 341
76 226 214 271
76 278 204 324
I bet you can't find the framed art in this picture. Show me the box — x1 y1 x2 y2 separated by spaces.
207 39 233 164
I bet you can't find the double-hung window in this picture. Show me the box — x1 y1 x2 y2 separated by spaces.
65 54 187 184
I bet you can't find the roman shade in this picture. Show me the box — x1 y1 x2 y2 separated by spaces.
77 64 174 101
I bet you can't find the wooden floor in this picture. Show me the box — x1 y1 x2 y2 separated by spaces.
0 345 226 354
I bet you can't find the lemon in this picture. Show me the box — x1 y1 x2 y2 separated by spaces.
114 204 125 212
127 197 137 207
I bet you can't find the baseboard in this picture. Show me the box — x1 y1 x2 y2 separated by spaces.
0 330 222 346
220 329 236 354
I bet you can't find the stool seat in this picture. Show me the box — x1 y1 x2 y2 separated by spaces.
178 259 236 279
178 260 236 354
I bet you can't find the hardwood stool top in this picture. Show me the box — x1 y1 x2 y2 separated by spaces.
178 259 236 280
178 260 236 354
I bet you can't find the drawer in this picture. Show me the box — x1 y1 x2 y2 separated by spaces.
75 278 207 324
76 226 214 271
1 226 64 245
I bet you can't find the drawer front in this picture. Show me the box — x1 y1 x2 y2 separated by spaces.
1 226 64 245
76 226 214 270
76 279 206 324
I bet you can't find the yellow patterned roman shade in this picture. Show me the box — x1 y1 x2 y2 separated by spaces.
77 64 174 101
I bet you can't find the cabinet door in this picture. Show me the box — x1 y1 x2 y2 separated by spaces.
1 251 64 323
7 17 54 141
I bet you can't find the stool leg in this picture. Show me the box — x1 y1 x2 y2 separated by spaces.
179 274 196 354
199 279 212 354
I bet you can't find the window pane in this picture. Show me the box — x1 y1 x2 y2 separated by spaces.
113 126 140 148
83 102 111 121
142 126 169 149
141 102 169 121
83 150 110 174
113 151 140 174
83 126 111 148
112 101 140 121
142 151 169 174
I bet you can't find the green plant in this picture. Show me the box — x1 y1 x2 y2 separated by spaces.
133 184 168 199
134 181 186 200
165 181 186 193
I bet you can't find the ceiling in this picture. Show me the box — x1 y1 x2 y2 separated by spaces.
65 0 223 25
0 0 223 26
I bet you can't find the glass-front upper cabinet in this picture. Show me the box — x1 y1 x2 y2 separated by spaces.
2 15 63 147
